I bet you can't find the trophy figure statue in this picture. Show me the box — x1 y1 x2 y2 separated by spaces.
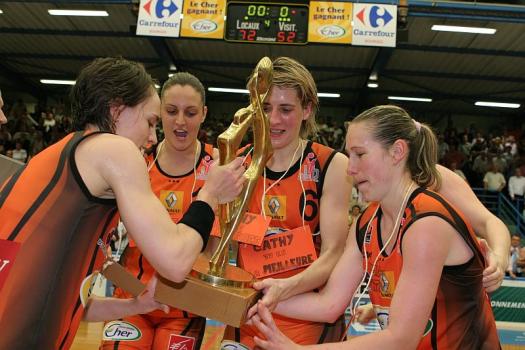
154 57 274 327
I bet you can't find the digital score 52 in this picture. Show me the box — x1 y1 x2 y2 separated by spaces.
225 2 309 44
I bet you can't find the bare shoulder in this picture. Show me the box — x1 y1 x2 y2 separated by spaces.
75 133 147 197
324 151 350 186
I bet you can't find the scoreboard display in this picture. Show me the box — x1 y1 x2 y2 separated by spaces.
225 2 309 44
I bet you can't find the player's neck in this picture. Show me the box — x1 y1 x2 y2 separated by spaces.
158 140 200 175
267 138 304 172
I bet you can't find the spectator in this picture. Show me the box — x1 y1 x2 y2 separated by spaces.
348 204 361 226
508 234 523 279
483 163 506 192
508 168 525 201
10 141 27 163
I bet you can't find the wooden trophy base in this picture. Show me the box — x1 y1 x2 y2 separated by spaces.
102 261 146 297
154 255 261 327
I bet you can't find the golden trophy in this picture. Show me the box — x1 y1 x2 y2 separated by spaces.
153 57 274 327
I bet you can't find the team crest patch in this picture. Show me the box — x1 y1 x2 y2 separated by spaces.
300 152 320 182
220 340 251 350
103 321 141 341
196 155 212 180
168 334 196 350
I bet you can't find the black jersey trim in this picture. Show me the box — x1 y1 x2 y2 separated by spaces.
0 164 26 209
155 141 212 178
69 131 117 205
8 132 83 241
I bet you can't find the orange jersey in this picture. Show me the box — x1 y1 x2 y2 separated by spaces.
114 142 214 319
233 141 345 347
357 188 500 350
0 131 117 349
239 141 337 278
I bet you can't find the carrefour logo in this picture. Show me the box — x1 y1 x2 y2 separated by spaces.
143 0 178 18
191 19 218 33
356 5 393 27
318 25 345 38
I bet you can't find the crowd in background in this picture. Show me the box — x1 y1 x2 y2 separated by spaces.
1 97 524 281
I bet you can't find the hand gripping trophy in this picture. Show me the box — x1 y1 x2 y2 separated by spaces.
154 57 274 327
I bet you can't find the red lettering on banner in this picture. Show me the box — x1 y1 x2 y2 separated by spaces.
0 239 21 291
238 226 317 278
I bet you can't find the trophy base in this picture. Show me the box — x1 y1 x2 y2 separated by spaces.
191 254 254 288
102 261 145 297
155 255 260 327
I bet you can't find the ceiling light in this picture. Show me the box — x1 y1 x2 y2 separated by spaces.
0 10 3 14
155 84 160 89
317 93 340 98
388 96 432 102
40 79 76 85
209 87 249 94
369 73 378 81
367 82 378 88
431 25 496 35
169 64 177 71
208 87 340 98
48 9 109 17
475 101 520 109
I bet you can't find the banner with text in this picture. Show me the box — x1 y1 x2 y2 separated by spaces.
491 278 525 323
308 1 352 44
137 0 183 38
352 3 397 47
181 0 226 39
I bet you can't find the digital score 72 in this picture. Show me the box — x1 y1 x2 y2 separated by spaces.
225 2 309 44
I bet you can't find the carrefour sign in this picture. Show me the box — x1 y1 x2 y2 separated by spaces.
352 4 397 47
136 0 183 38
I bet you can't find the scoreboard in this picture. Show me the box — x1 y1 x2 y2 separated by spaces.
224 2 309 44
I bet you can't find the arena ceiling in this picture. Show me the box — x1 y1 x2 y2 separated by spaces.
1 0 525 119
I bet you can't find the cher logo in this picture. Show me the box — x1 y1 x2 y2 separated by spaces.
191 19 217 33
265 195 286 220
161 190 184 213
103 321 141 341
318 25 345 38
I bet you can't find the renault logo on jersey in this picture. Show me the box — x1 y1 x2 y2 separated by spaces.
268 197 280 214
265 195 286 220
380 271 395 298
165 192 177 208
160 190 184 213
356 5 393 28
103 321 142 341
143 0 178 18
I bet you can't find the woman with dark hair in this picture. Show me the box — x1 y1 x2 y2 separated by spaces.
0 58 245 349
96 72 215 350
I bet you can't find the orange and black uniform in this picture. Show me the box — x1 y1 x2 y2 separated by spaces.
101 142 214 350
356 187 500 350
231 141 346 347
0 131 116 349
